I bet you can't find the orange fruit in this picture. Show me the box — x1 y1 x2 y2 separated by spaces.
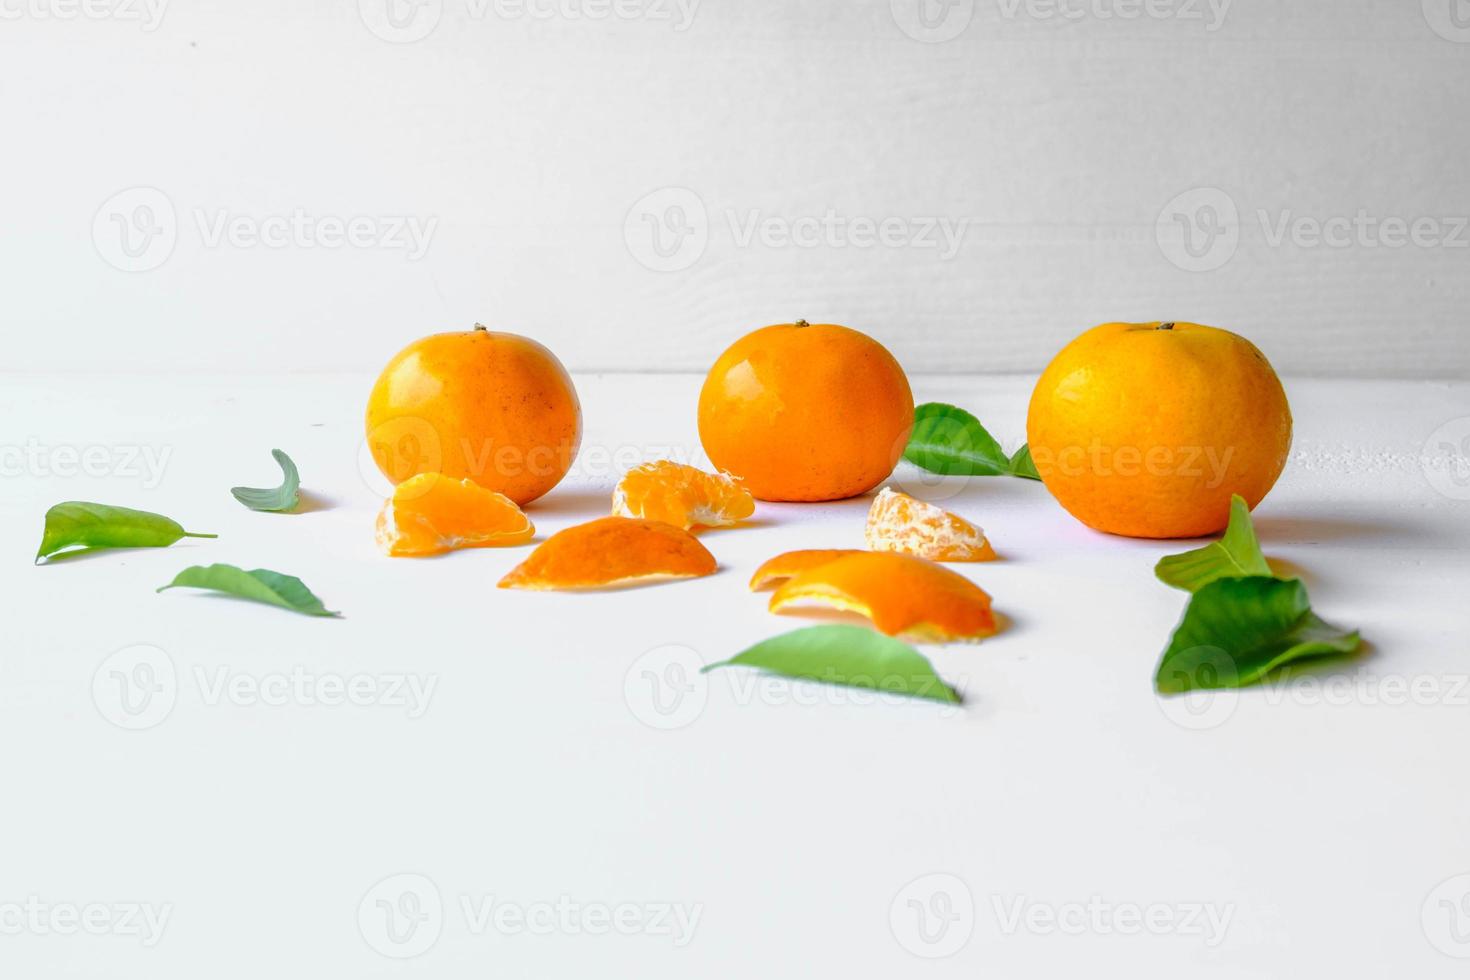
748 549 865 591
365 324 581 505
1026 321 1292 539
376 472 534 557
498 516 716 591
697 320 914 502
766 551 997 643
865 487 995 561
611 460 755 530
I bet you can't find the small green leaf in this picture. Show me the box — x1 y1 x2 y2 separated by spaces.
1155 494 1273 592
1154 577 1360 693
703 625 960 704
1009 443 1040 480
158 563 340 617
903 402 1040 480
36 502 216 562
231 449 301 512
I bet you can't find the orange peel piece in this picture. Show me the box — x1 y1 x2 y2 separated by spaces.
865 487 995 562
748 549 864 591
768 552 996 643
498 516 716 591
611 460 755 530
376 472 534 557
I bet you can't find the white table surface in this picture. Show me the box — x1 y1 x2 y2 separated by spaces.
2 372 1468 978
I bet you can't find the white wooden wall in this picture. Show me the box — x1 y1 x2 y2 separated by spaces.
3 0 1467 377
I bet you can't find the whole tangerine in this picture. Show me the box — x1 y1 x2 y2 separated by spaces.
1026 321 1292 539
698 321 914 502
365 325 581 505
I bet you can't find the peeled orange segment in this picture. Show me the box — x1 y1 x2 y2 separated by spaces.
864 487 995 562
748 549 864 591
498 516 716 591
611 460 755 530
768 552 997 643
376 472 534 557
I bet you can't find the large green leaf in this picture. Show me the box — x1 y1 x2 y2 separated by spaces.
703 625 960 704
1155 494 1272 592
902 402 1040 481
36 502 216 562
1154 576 1360 693
230 449 301 512
158 563 340 617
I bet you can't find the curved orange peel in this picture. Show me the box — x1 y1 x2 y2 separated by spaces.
748 549 864 591
498 516 716 591
611 460 755 530
768 552 996 643
865 487 995 562
377 472 534 557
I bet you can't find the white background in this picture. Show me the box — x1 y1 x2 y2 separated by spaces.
1 0 1467 378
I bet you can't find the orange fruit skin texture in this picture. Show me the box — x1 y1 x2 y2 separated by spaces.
365 328 582 506
1026 322 1292 539
498 516 716 591
611 460 755 530
767 551 997 643
376 473 534 557
748 548 865 591
698 323 915 502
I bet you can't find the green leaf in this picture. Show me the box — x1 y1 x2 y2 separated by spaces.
1009 443 1040 480
702 625 960 704
158 563 340 617
902 402 1040 480
36 502 216 562
1155 494 1273 592
231 449 301 512
1154 576 1360 692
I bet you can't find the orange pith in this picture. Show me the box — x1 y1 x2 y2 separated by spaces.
498 516 717 591
611 460 755 530
365 326 582 506
865 487 996 562
1026 321 1292 539
765 551 997 643
697 322 914 502
376 472 534 557
747 549 864 591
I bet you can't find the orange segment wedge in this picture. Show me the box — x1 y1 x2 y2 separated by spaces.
376 472 534 557
611 460 755 530
865 487 995 562
748 549 864 591
498 516 716 591
768 552 997 643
